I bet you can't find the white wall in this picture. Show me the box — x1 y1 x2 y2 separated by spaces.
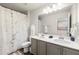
70 4 79 43
30 6 46 34
70 4 77 27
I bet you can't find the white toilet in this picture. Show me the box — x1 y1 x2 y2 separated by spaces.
21 42 31 53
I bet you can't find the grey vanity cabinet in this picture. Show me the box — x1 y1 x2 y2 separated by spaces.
63 48 79 55
31 38 38 55
31 39 46 55
31 38 79 55
37 40 46 55
47 43 62 55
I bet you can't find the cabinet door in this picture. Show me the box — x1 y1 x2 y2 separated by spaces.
31 39 37 55
47 43 61 55
37 40 46 55
63 48 79 55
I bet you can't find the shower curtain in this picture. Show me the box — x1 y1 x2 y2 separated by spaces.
0 6 29 55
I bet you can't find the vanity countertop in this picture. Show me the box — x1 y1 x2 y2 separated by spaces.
31 35 79 51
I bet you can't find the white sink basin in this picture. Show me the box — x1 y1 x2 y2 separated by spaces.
54 39 74 44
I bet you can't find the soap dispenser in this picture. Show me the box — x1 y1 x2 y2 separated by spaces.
69 33 75 41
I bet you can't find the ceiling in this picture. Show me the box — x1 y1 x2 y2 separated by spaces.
0 3 47 14
0 3 73 14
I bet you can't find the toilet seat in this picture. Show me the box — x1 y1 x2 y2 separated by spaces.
21 42 31 48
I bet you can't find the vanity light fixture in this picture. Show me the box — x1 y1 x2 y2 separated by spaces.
42 3 63 14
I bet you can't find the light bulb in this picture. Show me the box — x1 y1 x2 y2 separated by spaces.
46 6 53 13
43 8 49 14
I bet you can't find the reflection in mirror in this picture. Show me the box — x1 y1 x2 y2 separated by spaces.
38 3 73 37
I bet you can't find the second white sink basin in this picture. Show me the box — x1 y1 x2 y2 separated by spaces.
54 39 75 44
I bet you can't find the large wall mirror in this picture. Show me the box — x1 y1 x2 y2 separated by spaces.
38 4 72 37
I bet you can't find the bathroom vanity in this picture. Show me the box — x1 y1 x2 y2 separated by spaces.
31 35 79 55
